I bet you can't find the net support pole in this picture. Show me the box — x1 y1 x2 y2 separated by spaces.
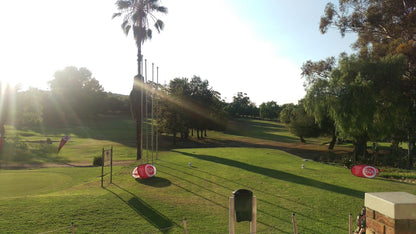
145 59 148 164
349 213 353 234
101 148 104 188
156 66 159 160
151 63 154 164
110 146 113 184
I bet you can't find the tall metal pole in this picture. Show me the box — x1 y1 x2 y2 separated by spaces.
151 63 155 164
145 59 149 163
156 66 159 160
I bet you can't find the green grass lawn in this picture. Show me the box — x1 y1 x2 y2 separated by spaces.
1 117 415 233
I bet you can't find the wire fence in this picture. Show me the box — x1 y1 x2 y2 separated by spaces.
35 212 357 234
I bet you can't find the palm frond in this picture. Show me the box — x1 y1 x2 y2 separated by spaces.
112 12 122 19
156 6 168 14
124 25 131 35
115 0 132 10
154 19 164 32
146 29 153 40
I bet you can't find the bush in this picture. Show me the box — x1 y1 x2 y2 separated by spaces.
92 156 103 166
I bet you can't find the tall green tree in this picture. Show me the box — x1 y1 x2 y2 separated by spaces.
158 77 226 143
16 88 45 126
228 92 257 118
329 55 407 161
280 102 320 143
48 66 105 122
320 0 416 164
113 0 167 159
259 101 281 120
301 57 338 149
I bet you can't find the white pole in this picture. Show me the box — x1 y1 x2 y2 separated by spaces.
156 66 159 160
151 63 154 164
229 197 235 234
144 59 148 164
250 196 257 234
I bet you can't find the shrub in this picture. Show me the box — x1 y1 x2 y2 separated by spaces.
93 156 103 166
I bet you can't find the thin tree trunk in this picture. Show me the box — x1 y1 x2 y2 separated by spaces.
328 128 336 150
408 130 415 168
353 138 368 162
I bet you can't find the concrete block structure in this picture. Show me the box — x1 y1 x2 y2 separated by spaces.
365 192 416 234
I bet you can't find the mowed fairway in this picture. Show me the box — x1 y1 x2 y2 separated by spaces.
1 119 416 233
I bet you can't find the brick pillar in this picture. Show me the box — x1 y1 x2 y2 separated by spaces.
365 192 416 234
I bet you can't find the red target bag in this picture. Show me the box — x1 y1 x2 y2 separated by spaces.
351 165 379 178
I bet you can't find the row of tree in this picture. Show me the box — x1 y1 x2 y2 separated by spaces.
281 0 416 167
0 65 291 140
0 67 130 136
157 76 227 143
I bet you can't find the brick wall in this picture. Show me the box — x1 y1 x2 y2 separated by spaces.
366 208 416 234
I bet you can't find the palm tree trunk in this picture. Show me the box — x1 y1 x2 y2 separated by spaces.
130 45 144 160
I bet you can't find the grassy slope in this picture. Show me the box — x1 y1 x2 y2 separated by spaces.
1 117 415 233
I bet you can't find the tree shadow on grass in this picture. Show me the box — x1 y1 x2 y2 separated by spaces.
224 119 299 143
173 150 363 199
156 159 345 232
105 184 176 233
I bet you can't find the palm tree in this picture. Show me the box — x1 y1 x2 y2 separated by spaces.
113 0 167 160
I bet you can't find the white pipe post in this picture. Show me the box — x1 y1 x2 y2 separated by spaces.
229 197 235 234
151 63 154 164
250 196 257 234
156 66 159 160
145 59 148 163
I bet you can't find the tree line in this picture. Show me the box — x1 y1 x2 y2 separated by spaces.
280 0 416 168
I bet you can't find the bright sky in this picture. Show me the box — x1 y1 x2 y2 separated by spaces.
0 0 356 105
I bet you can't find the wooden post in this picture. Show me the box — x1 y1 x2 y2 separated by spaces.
229 197 235 234
71 222 75 234
349 213 353 234
292 213 298 234
250 196 257 234
183 218 187 234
